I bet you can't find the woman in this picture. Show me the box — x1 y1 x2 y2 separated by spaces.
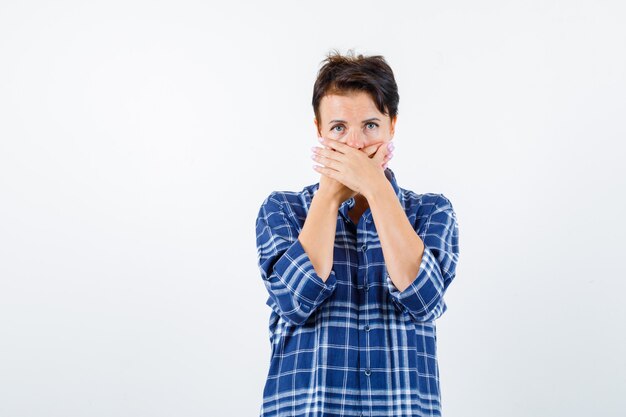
255 50 460 417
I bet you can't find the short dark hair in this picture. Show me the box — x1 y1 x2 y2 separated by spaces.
312 49 399 133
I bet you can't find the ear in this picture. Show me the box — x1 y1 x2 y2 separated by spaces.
389 115 397 138
314 117 320 136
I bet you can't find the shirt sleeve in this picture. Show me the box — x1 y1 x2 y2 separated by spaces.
386 194 460 322
255 192 338 326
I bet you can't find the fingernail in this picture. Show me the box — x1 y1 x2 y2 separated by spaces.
387 142 393 150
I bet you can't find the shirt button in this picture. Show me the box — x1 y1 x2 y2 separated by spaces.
364 284 369 291
364 324 370 331
364 368 371 376
361 244 367 251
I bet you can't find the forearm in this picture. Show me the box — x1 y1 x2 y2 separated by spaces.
298 190 340 282
365 180 425 293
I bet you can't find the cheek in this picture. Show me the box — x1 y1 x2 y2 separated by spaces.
365 129 386 141
328 131 342 139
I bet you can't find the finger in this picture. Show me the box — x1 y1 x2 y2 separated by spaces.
362 143 381 157
373 142 389 162
314 143 344 164
319 136 350 154
317 135 331 151
315 148 343 166
380 147 392 167
313 163 339 180
381 141 395 161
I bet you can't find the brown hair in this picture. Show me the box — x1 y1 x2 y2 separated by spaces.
312 48 399 134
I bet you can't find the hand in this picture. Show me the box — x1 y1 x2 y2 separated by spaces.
313 137 382 205
312 135 393 203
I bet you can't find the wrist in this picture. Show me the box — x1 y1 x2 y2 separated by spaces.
362 175 390 202
313 189 342 210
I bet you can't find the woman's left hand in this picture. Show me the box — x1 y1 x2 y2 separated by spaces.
313 136 393 200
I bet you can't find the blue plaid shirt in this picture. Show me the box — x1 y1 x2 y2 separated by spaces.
255 168 460 417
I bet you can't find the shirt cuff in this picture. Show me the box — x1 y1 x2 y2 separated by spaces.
272 236 338 312
386 244 443 319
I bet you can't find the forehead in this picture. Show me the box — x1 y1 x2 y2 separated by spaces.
319 91 380 117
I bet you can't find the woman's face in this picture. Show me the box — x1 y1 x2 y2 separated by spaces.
314 90 397 150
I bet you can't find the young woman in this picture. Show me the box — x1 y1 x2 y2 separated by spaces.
255 49 460 417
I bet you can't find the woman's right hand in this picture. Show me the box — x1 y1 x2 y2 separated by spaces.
313 139 393 205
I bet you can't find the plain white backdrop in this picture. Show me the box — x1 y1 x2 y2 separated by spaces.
1 1 625 416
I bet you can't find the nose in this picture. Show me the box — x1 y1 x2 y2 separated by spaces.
345 128 365 150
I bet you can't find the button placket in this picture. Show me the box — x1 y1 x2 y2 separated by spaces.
357 236 371 408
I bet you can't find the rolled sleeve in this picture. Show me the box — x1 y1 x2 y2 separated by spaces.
256 192 338 325
387 194 460 322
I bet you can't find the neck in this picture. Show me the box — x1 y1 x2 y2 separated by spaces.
353 193 368 207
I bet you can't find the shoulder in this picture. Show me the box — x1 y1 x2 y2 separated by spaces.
400 189 458 232
256 183 318 225
402 189 454 215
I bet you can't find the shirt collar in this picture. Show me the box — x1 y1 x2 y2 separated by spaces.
310 167 403 225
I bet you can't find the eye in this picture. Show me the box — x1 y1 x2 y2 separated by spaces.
331 124 345 133
365 122 379 129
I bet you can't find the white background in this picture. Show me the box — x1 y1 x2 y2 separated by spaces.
1 1 625 416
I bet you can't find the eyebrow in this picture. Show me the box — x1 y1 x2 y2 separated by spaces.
328 117 381 124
